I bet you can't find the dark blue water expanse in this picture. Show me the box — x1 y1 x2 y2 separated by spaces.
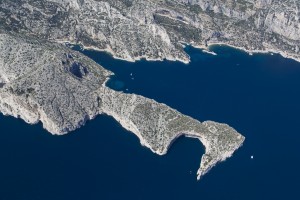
1 45 300 200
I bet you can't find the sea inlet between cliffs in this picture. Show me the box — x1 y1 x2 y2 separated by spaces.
0 45 300 200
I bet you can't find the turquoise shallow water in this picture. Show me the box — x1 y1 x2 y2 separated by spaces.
1 45 300 199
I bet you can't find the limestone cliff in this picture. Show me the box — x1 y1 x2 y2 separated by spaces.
0 0 299 62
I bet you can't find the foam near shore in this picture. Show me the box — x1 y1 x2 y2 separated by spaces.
59 39 300 66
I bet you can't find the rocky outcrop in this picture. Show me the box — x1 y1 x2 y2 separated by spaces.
0 30 111 133
0 31 244 180
99 87 244 180
0 0 299 62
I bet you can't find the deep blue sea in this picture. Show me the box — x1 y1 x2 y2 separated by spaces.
1 45 300 200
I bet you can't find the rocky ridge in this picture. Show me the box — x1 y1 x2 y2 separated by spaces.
0 0 299 62
0 30 244 180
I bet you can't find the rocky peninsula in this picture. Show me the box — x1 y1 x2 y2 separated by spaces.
5 0 300 181
0 30 244 180
10 0 300 180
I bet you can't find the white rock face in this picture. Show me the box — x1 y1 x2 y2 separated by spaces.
0 31 111 134
0 31 244 180
1 0 299 63
265 11 300 41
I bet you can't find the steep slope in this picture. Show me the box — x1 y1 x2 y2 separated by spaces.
0 0 299 62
